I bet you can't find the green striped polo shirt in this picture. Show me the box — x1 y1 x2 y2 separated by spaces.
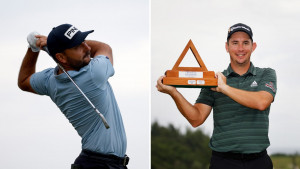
196 62 277 153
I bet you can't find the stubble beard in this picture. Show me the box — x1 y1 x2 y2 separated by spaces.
68 50 91 70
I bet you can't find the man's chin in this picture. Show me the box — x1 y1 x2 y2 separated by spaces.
83 56 91 63
74 59 91 70
236 60 250 66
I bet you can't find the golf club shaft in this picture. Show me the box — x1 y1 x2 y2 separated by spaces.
43 47 110 129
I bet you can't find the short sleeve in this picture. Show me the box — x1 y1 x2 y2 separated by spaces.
257 68 277 98
196 88 215 106
30 68 53 95
90 55 115 88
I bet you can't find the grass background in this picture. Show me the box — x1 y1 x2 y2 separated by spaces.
271 154 300 169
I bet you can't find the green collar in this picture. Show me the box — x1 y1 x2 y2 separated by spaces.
224 62 257 77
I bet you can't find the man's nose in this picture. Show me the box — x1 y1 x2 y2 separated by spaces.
238 43 244 51
82 42 91 51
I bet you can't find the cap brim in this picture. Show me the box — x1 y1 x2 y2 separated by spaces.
68 30 94 49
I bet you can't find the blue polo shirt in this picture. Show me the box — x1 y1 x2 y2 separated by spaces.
196 63 276 153
30 55 127 157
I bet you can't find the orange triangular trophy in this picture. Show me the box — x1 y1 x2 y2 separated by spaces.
163 39 217 88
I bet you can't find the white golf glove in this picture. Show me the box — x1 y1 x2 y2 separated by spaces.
27 31 40 52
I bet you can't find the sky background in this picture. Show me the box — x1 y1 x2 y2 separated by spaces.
151 0 300 154
0 1 149 169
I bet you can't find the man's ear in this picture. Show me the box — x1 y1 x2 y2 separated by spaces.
55 53 67 64
252 42 257 52
225 42 229 53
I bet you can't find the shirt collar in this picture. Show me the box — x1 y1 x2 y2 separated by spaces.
224 62 256 77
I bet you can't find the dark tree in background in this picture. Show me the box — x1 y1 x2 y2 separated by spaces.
151 121 211 169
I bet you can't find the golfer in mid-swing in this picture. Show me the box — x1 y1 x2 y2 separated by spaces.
18 24 129 169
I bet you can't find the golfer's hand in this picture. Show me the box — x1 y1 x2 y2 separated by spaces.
211 72 228 93
35 35 47 50
156 76 177 95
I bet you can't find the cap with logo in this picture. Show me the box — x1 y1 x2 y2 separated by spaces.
47 23 94 58
227 23 253 41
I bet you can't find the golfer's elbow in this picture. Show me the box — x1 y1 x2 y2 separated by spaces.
254 91 273 111
18 77 35 93
18 77 24 89
256 101 270 111
18 81 28 91
190 119 204 128
255 97 271 111
105 45 113 65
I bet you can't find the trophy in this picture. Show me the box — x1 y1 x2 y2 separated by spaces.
163 40 218 88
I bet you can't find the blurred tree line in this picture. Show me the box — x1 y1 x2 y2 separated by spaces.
151 121 211 169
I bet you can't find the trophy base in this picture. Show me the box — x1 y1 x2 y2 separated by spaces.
168 85 217 88
163 77 218 88
163 70 218 88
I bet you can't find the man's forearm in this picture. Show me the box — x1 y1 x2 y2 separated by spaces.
169 90 205 127
85 40 113 65
156 76 212 127
221 85 273 111
214 72 273 111
18 48 39 92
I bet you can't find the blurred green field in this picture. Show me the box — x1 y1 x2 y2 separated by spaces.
152 122 300 169
271 154 300 169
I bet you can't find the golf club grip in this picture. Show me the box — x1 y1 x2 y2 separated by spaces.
42 46 110 129
96 109 110 129
43 46 50 55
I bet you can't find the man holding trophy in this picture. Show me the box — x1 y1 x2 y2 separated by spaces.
156 23 276 169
